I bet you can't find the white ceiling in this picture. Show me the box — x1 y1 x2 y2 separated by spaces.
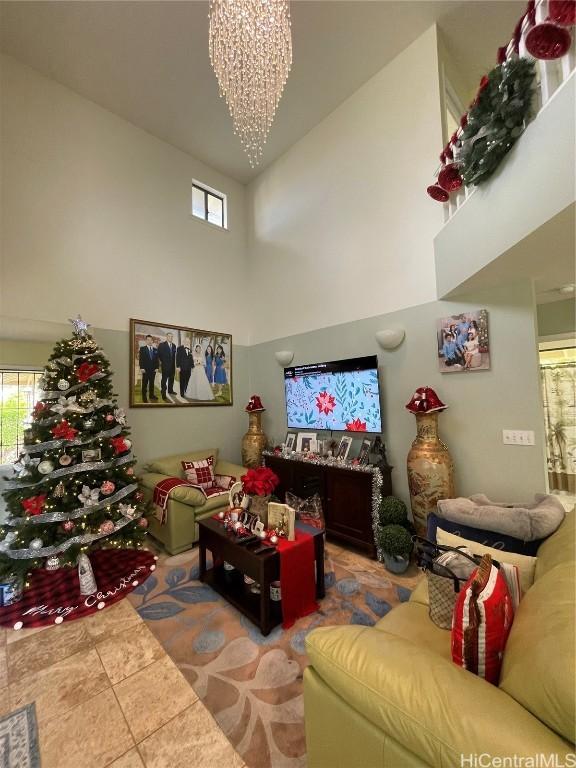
0 0 524 183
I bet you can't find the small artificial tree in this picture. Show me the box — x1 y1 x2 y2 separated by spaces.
0 316 147 587
378 524 413 559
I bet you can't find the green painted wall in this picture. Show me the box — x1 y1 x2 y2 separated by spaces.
248 281 546 510
537 299 576 337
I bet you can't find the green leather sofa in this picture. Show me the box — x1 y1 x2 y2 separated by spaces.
139 448 246 554
304 510 575 767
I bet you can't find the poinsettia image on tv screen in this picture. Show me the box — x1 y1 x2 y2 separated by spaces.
284 356 382 432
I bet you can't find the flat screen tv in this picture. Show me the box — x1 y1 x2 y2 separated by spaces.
284 355 382 432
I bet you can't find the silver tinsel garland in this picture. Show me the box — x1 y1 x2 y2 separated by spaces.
1 511 142 559
4 452 134 490
262 450 385 561
2 483 138 526
40 372 106 400
18 424 122 458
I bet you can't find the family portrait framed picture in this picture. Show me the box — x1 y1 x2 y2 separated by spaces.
437 309 490 373
130 319 233 407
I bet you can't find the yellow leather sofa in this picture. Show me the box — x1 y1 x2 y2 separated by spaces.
304 510 575 767
139 448 246 554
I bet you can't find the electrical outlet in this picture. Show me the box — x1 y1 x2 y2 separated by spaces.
503 430 535 446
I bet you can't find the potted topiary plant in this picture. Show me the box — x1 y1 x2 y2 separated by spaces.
378 496 408 528
378 524 413 574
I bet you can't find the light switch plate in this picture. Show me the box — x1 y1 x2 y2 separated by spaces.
503 430 535 446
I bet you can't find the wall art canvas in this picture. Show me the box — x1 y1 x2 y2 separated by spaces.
130 319 232 407
437 309 490 373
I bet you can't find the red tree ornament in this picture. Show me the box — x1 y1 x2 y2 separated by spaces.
76 362 101 382
22 494 47 516
51 420 78 441
110 436 130 455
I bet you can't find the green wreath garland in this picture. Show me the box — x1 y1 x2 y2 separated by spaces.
458 57 536 187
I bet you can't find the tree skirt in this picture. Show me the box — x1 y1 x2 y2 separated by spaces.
0 548 157 630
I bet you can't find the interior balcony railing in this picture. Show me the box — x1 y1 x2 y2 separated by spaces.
443 0 576 224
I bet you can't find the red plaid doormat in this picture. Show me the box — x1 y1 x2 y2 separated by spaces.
0 548 157 630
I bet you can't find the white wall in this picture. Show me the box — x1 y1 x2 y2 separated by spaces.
0 54 250 344
247 26 444 344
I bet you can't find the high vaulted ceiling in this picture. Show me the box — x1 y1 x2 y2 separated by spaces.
0 1 524 183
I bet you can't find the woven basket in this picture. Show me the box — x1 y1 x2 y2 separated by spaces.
427 570 458 629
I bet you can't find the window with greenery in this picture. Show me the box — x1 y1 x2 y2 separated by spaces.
0 370 43 464
192 181 227 229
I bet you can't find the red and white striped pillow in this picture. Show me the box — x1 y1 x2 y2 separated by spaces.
182 456 215 490
452 554 514 685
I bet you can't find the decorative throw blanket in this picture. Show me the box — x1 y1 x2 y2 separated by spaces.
436 493 565 542
152 476 232 524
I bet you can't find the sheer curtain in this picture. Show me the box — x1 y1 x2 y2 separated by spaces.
540 361 576 493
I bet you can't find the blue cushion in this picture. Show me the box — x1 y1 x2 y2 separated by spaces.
426 512 542 556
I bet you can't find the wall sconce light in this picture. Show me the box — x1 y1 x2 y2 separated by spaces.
375 329 405 350
275 350 294 366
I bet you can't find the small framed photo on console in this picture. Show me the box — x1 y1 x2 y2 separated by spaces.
296 432 317 453
285 432 297 451
357 438 372 465
336 435 353 460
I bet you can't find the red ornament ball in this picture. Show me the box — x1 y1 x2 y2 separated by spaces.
62 520 75 533
105 414 114 423
427 184 450 203
137 517 149 529
100 481 115 496
525 21 572 59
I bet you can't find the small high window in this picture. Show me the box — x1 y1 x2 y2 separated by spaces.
192 181 227 229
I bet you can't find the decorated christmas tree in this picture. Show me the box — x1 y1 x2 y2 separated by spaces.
0 316 147 588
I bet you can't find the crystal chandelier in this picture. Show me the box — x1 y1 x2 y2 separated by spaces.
209 0 292 167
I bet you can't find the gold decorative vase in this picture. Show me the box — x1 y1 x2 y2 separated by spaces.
407 411 455 536
242 410 268 469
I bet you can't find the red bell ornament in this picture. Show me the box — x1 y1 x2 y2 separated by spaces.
525 20 572 59
548 0 576 26
426 184 449 203
437 164 463 193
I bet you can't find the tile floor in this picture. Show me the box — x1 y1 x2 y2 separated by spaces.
1 597 246 768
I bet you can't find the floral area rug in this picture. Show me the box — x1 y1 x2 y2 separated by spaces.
0 704 40 768
127 542 420 768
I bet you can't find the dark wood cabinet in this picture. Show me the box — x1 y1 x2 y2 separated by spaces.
264 454 392 558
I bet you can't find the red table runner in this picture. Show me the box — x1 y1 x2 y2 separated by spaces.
0 548 156 630
277 531 319 629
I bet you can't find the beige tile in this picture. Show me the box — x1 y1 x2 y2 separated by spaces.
97 622 164 685
39 688 133 768
0 643 6 689
0 687 11 717
9 647 109 725
138 701 243 768
0 627 6 646
6 623 50 645
109 748 145 768
83 599 142 644
114 655 197 743
7 619 92 684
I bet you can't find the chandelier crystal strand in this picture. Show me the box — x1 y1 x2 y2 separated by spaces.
209 0 292 167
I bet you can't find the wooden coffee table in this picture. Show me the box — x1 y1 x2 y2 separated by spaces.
198 516 325 635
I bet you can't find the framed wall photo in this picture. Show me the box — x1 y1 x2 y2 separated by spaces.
437 309 490 373
336 435 353 460
357 438 372 465
130 319 232 407
296 432 317 453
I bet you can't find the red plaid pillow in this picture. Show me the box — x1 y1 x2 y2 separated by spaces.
182 456 215 490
